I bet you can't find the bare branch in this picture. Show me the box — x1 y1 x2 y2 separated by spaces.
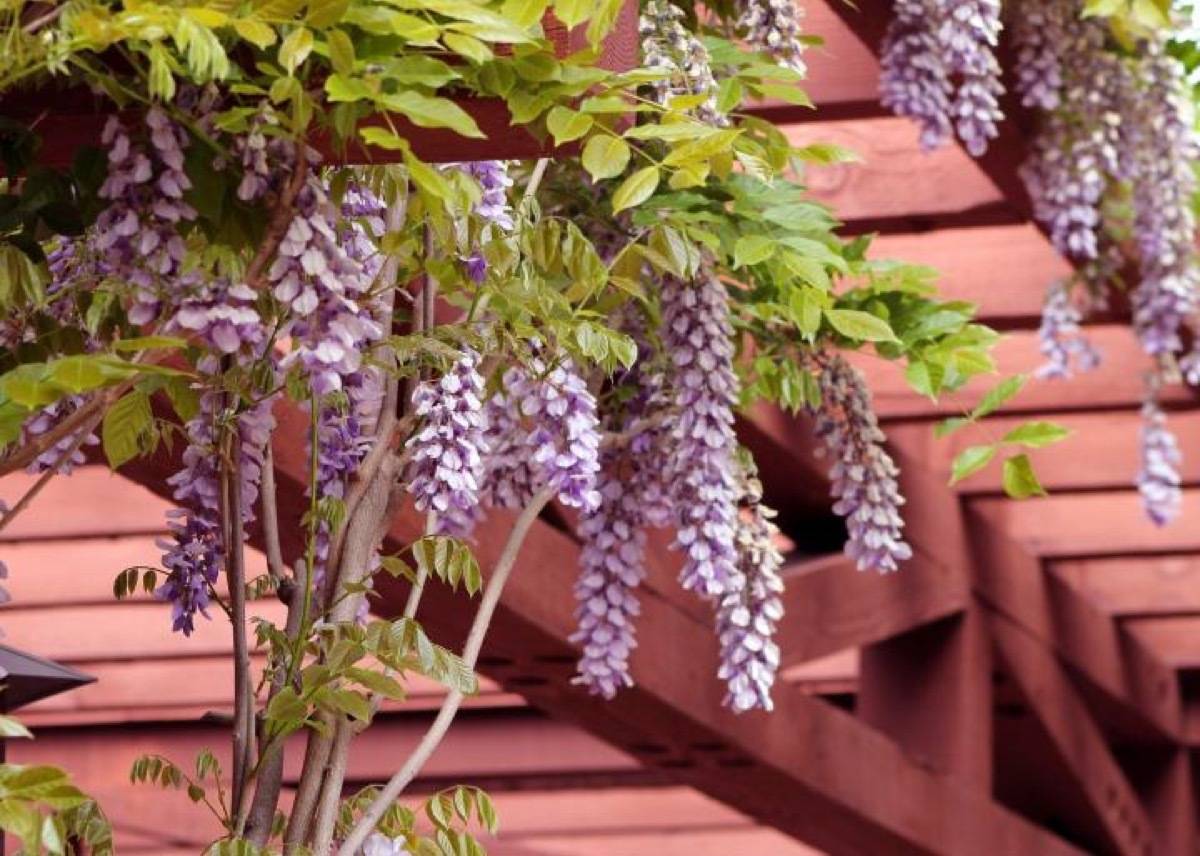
0 409 102 535
337 486 556 855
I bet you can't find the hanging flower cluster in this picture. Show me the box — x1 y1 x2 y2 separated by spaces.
738 0 808 75
405 350 488 537
716 463 785 713
811 355 912 573
1136 390 1183 526
1034 282 1101 380
880 0 1003 154
639 0 724 125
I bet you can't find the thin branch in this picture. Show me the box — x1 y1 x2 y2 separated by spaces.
283 716 336 853
0 388 112 477
21 3 63 35
244 148 308 291
0 410 101 535
258 441 287 584
308 715 355 855
337 486 556 855
224 429 255 834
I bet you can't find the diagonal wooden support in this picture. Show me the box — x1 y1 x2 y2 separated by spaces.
114 400 1085 856
989 607 1157 856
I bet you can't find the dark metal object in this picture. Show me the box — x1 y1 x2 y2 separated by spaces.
0 645 94 713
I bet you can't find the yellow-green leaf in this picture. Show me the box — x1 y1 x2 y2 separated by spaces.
1002 453 1047 499
612 166 659 212
581 135 630 180
545 106 593 146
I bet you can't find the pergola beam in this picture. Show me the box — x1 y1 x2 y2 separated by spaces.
112 399 1083 856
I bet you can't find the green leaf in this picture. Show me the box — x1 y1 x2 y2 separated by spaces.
581 136 630 181
732 234 775 268
1000 420 1071 449
233 19 277 49
950 444 997 485
307 0 349 27
379 91 485 138
278 26 314 74
502 0 549 26
612 166 659 213
1002 453 1047 499
442 31 493 63
824 308 898 343
326 28 356 75
971 374 1027 421
552 0 591 26
545 106 593 146
101 391 155 469
112 335 188 352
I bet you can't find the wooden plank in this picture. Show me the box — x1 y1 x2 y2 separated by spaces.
1052 557 1200 618
112 403 1085 856
1123 617 1200 670
990 608 1157 856
776 550 969 667
0 465 171 541
852 325 1192 422
961 495 1183 740
1123 749 1199 856
870 225 1070 325
858 605 992 786
883 440 1184 740
887 410 1200 495
970 491 1200 559
781 118 1004 225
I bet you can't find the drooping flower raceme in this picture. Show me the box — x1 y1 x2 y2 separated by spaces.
715 464 785 713
738 0 807 76
1137 390 1182 527
571 462 647 699
1011 0 1071 110
1034 281 1101 380
880 0 953 151
448 161 514 282
937 0 1004 156
811 355 912 573
639 0 724 125
405 350 488 537
660 274 741 598
1127 43 1199 358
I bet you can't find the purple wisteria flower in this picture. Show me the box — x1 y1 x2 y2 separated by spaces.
158 359 277 634
738 0 807 75
660 274 741 597
812 355 912 573
640 0 725 125
1035 281 1101 380
480 368 540 510
95 110 196 324
716 465 784 713
405 350 488 537
1137 391 1182 527
171 280 266 355
880 0 953 151
478 354 603 513
523 358 603 511
938 0 1004 156
1127 44 1199 358
21 397 99 474
452 161 514 231
571 464 647 699
1011 0 1071 110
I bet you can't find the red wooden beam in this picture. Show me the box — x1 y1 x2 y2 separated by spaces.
989 607 1157 856
111 401 1084 856
858 604 993 786
1051 556 1200 618
776 550 969 667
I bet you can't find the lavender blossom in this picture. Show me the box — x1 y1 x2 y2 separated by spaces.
404 350 488 537
1034 281 1101 379
94 110 196 324
1137 391 1182 526
812 355 912 573
571 465 647 698
938 0 1004 156
880 0 953 151
452 161 514 231
1011 0 1071 110
361 833 409 856
1127 44 1199 358
522 358 603 511
21 397 99 474
660 274 741 597
639 0 725 125
716 465 784 713
480 368 539 510
738 0 807 76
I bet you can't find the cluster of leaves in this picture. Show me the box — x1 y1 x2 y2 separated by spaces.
0 743 113 855
337 784 498 856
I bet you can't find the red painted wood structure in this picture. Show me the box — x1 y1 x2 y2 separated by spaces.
2 1 1199 853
